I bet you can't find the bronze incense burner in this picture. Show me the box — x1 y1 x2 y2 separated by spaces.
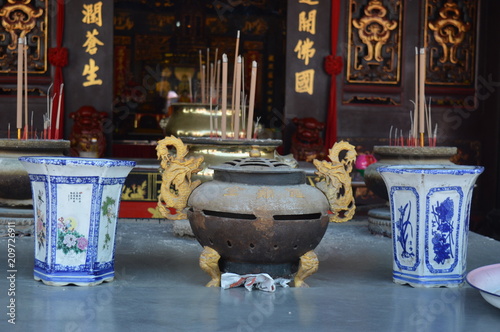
156 137 357 287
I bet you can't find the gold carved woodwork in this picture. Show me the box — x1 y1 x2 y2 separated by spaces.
156 136 203 220
199 246 221 287
294 250 319 288
347 0 403 84
313 141 357 223
425 0 477 86
0 0 47 74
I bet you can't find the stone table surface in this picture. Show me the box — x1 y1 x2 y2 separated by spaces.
1 218 500 331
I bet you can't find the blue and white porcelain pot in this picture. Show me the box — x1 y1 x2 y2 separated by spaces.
19 157 136 286
378 164 483 288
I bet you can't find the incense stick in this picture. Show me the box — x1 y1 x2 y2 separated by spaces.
23 37 28 139
246 61 257 139
215 59 221 105
221 54 228 139
233 56 242 139
16 37 23 139
418 48 426 146
231 30 240 125
55 83 64 139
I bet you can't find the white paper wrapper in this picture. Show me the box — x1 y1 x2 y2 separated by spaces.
221 273 290 292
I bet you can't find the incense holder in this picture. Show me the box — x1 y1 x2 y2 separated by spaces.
164 103 240 138
19 157 135 286
179 141 357 287
364 146 458 237
365 146 458 201
378 164 483 287
0 139 70 209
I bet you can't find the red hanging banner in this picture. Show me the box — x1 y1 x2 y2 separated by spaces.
48 0 67 140
324 0 342 149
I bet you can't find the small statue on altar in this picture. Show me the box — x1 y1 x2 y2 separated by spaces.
291 117 326 162
69 106 107 158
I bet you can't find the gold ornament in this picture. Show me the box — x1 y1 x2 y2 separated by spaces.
156 136 203 220
313 141 357 223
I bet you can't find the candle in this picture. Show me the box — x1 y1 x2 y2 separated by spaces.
221 54 228 139
233 56 242 139
246 61 257 139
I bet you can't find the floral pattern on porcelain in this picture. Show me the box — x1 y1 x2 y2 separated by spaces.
19 156 136 286
395 201 414 259
379 165 483 287
101 196 116 250
56 217 88 254
431 197 455 265
35 190 46 250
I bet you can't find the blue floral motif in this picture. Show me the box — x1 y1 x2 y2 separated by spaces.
431 197 454 264
396 201 414 258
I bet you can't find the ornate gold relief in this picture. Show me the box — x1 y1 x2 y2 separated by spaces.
156 136 203 220
0 0 47 74
425 0 477 86
313 141 357 223
347 0 403 84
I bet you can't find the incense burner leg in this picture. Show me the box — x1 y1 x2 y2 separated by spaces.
294 250 319 288
199 246 221 287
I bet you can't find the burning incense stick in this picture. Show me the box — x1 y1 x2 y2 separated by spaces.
231 30 240 121
215 59 221 105
240 56 245 136
16 37 23 139
201 64 206 104
246 61 257 139
23 37 28 139
55 83 64 139
418 48 426 146
206 48 210 103
414 47 419 142
221 54 228 139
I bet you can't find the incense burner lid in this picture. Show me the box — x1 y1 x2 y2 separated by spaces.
210 157 306 186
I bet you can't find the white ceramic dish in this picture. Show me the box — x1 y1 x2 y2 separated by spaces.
466 264 500 309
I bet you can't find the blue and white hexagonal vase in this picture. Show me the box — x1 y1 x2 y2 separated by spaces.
378 165 483 288
19 157 136 286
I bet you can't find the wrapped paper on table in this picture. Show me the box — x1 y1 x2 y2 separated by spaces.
221 273 290 292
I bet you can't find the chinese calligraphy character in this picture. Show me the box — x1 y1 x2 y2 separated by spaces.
295 69 315 95
83 29 104 55
257 188 274 199
298 10 317 35
82 58 103 87
299 0 319 4
287 188 305 198
294 38 316 65
68 192 83 203
224 186 244 196
82 2 103 27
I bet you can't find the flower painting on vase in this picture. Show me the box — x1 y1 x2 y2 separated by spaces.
34 187 48 263
425 188 463 274
54 183 93 269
